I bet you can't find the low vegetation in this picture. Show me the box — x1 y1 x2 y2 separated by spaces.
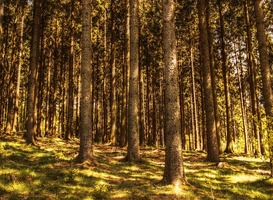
0 134 272 200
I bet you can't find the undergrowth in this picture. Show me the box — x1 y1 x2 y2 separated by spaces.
0 134 272 199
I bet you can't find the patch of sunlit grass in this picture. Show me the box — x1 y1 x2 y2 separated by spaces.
229 173 263 183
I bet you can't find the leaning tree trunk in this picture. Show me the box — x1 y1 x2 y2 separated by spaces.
76 0 95 164
161 0 185 185
197 0 219 162
254 0 273 177
126 0 140 162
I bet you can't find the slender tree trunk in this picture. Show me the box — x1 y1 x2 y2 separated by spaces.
235 42 249 154
12 13 24 133
110 0 117 145
197 0 219 162
26 0 42 144
66 0 75 140
102 8 108 143
217 0 233 154
245 0 260 155
120 0 130 147
76 0 95 164
126 0 140 162
206 0 222 154
161 0 185 185
254 0 273 177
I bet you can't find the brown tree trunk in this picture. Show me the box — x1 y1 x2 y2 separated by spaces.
76 0 95 164
26 0 42 144
120 0 130 147
110 0 117 145
197 0 219 162
66 0 75 140
161 0 185 185
126 0 140 162
206 0 222 154
254 0 273 177
12 12 25 133
217 0 233 154
245 0 261 156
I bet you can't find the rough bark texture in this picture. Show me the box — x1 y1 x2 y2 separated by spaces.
126 0 140 162
26 0 41 144
254 0 273 177
76 0 95 164
197 0 220 162
161 0 185 185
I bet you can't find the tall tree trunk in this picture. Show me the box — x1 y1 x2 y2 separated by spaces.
245 0 261 156
12 12 24 133
26 0 42 144
76 0 95 164
235 42 249 154
161 0 185 185
102 7 108 143
110 0 117 145
197 0 219 162
254 0 273 177
126 0 140 162
206 0 221 153
66 0 75 140
217 0 233 154
120 0 130 147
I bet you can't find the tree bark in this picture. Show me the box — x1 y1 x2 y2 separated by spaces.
217 0 233 154
126 0 140 162
254 0 273 177
76 0 95 164
161 0 185 185
197 0 219 162
26 0 42 144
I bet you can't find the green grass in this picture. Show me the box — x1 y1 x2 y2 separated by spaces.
0 135 272 199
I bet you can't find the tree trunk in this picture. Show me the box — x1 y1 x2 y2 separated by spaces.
66 0 75 140
126 0 140 162
12 12 25 133
217 0 233 154
161 0 185 185
120 0 130 147
206 0 222 154
245 0 261 156
197 0 219 162
110 0 117 145
254 0 273 177
76 0 95 164
26 0 42 144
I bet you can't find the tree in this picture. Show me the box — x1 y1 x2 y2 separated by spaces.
65 0 75 140
217 0 233 154
26 0 42 144
110 0 117 145
76 0 95 164
254 0 273 177
160 0 185 185
126 0 140 162
197 0 219 162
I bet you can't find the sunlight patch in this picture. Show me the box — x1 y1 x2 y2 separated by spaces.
229 174 262 183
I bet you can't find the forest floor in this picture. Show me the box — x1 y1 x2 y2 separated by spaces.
0 134 273 200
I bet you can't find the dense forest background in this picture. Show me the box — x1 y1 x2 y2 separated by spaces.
1 0 273 174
